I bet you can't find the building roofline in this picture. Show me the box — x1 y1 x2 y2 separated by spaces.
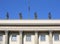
0 20 60 26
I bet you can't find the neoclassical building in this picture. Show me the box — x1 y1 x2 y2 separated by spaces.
0 20 60 44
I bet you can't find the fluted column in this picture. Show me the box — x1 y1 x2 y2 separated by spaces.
49 31 53 44
35 31 38 44
19 31 23 44
5 31 8 44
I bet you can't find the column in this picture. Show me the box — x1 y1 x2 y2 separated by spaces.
35 31 38 44
5 31 8 44
19 31 23 44
49 31 53 44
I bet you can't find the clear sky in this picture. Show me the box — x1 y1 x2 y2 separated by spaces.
0 0 60 19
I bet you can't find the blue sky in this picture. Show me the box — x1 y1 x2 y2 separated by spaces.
0 0 60 19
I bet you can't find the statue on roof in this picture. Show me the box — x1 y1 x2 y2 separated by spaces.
19 13 22 19
6 12 9 19
48 12 51 19
34 12 38 19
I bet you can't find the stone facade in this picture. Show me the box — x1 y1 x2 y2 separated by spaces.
0 20 60 44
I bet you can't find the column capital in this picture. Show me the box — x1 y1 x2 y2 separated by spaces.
5 30 8 34
35 31 38 33
19 31 23 33
49 30 53 32
5 30 8 32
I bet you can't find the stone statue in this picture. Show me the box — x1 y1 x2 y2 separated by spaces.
34 12 37 19
6 12 9 19
48 12 51 19
19 13 22 19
